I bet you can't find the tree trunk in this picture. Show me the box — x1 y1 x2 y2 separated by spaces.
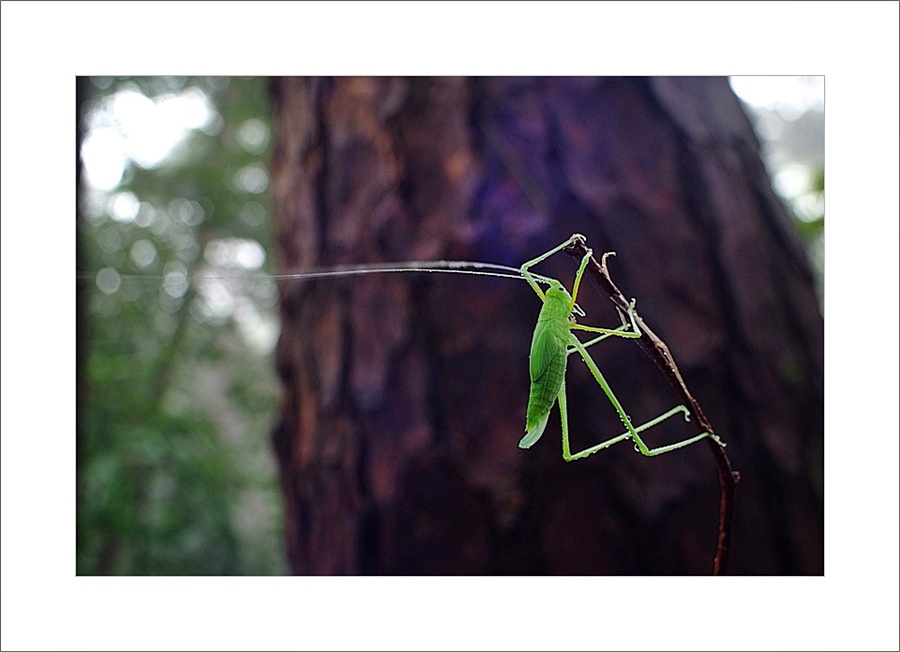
269 76 823 575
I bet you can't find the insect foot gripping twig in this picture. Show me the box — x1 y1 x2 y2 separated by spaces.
561 234 740 576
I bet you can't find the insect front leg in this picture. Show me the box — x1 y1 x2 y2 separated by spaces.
519 234 586 299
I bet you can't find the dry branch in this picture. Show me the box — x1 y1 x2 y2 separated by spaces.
563 235 740 575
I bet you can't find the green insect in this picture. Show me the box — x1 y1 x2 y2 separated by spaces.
517 233 720 460
272 232 720 460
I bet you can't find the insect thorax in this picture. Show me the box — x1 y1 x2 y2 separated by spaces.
539 285 574 322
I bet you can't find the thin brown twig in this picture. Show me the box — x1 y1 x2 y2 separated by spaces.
563 236 740 575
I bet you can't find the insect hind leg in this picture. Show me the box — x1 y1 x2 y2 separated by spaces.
566 335 714 459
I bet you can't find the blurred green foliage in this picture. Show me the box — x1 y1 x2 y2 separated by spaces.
794 164 825 239
732 82 825 305
77 77 285 574
788 163 824 303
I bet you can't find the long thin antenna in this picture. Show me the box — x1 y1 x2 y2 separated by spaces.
77 260 557 286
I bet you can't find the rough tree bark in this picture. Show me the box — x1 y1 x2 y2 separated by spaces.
270 77 823 575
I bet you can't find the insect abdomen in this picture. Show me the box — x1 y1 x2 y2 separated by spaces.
525 347 566 425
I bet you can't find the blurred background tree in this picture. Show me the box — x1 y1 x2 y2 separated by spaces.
271 76 824 574
77 77 285 574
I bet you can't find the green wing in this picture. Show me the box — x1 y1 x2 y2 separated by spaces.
529 322 557 382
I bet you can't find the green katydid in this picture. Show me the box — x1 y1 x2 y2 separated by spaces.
272 233 723 460
516 233 722 460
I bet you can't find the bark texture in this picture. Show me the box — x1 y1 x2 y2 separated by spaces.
270 77 823 575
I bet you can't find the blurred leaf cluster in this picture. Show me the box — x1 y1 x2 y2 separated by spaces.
77 77 285 574
795 163 824 301
732 82 824 303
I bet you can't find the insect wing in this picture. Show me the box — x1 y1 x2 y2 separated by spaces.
529 323 558 382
